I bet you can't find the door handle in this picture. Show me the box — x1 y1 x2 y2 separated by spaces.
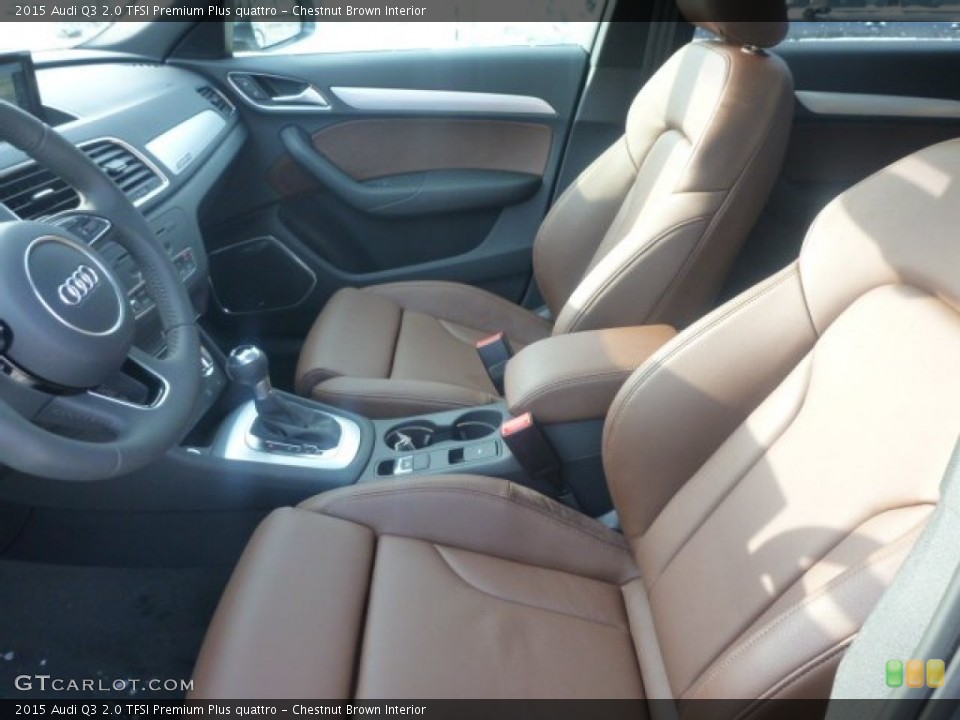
270 86 329 108
228 72 330 112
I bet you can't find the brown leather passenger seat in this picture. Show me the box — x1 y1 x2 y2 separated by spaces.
294 2 795 418
190 136 960 705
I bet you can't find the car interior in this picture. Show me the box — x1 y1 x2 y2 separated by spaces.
0 0 959 711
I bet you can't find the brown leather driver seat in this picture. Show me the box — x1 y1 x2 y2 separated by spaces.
192 139 960 706
294 4 794 418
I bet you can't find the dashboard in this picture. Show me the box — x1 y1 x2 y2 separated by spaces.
0 57 247 356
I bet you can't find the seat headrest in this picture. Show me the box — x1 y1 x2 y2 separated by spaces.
677 0 789 48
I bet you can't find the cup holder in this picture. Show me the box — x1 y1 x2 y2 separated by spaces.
384 422 438 452
452 410 502 441
384 410 503 452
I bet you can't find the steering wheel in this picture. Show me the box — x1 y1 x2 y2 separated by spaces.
0 101 200 481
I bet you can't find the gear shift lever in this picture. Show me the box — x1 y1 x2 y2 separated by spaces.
228 345 310 427
227 345 341 451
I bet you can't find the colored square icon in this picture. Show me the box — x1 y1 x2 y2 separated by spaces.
926 660 945 688
906 659 925 688
886 659 904 687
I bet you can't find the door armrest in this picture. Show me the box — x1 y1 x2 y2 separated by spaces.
504 325 677 424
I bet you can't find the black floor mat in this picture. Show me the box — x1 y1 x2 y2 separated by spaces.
0 561 231 699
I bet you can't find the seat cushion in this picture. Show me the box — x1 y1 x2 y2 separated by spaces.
295 281 551 418
188 509 375 699
190 477 644 700
355 536 643 698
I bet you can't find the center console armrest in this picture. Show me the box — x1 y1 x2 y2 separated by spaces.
504 325 676 423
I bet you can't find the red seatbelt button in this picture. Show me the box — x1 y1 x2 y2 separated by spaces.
501 412 534 438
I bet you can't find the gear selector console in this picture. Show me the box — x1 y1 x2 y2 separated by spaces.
212 345 362 470
226 345 343 454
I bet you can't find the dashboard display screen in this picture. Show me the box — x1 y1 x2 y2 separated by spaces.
0 52 43 119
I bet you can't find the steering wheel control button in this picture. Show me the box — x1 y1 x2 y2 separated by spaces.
129 285 155 318
51 213 112 245
26 237 125 336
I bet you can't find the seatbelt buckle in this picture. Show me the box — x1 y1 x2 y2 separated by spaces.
501 412 563 489
475 332 512 394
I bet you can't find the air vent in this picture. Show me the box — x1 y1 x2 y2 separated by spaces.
83 140 165 205
0 163 80 220
197 84 235 117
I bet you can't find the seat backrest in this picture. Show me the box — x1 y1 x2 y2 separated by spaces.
604 138 960 705
534 5 793 336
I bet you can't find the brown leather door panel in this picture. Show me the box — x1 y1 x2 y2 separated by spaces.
270 119 552 195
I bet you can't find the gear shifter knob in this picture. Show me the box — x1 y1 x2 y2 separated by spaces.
227 345 272 400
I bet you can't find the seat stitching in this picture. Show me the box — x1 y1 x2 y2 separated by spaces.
370 281 551 336
429 543 629 631
297 291 401 396
348 535 380 699
552 44 731 331
645 359 813 591
761 639 853 703
299 367 342 397
646 65 788 320
674 43 732 181
732 639 853 720
511 369 638 414
532 139 633 295
319 487 631 555
562 216 714 334
603 266 799 459
385 308 404 380
684 522 924 699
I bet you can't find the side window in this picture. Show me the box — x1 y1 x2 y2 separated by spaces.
693 4 960 44
783 21 960 42
229 3 604 55
783 2 960 42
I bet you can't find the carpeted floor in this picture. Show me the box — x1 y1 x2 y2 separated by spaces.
0 560 231 699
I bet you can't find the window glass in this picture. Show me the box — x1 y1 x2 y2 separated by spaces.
0 22 112 51
694 20 960 44
784 21 960 41
231 9 604 56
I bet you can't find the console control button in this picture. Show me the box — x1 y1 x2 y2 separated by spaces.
463 442 498 463
395 455 415 475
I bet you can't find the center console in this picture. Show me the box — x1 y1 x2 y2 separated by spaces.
204 345 534 494
179 323 678 518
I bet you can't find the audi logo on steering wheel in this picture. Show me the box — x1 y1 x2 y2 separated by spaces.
57 265 100 306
